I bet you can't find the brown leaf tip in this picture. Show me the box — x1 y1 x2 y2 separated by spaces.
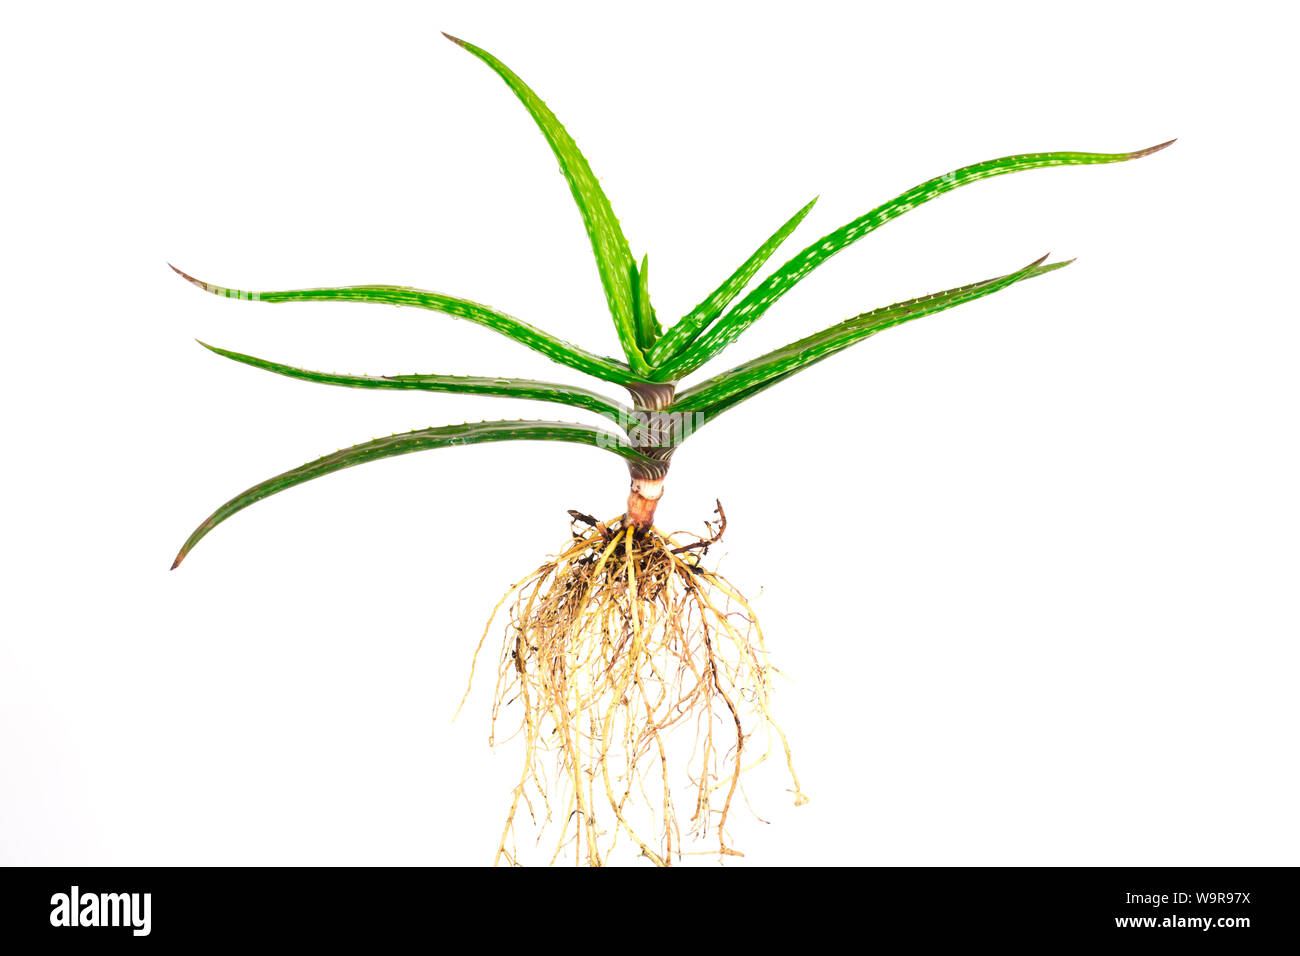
441 31 466 47
1128 138 1177 160
168 263 212 293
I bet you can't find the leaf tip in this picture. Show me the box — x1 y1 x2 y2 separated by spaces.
170 263 210 292
1128 138 1176 160
169 261 217 295
441 31 466 47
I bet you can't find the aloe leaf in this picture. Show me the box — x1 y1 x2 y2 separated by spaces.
632 254 661 350
661 142 1174 379
443 34 649 373
197 341 633 423
170 420 662 568
673 256 1070 418
646 196 818 371
169 265 641 386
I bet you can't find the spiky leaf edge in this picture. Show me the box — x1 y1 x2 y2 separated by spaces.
170 420 663 569
443 34 651 373
658 141 1173 380
647 196 818 367
169 265 646 387
673 256 1072 429
197 340 634 425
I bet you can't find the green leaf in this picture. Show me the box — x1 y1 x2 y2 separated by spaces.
197 341 633 424
170 420 662 568
631 254 662 350
444 34 649 373
660 142 1174 379
646 196 818 372
169 265 642 386
673 255 1071 420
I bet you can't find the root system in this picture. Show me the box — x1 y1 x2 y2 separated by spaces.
458 502 806 866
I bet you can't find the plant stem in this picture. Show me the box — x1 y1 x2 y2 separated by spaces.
626 476 665 531
623 385 676 531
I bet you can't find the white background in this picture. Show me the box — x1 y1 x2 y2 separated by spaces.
3 1 1297 866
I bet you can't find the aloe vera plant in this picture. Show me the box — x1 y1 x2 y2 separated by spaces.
170 34 1170 568
169 34 1170 866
